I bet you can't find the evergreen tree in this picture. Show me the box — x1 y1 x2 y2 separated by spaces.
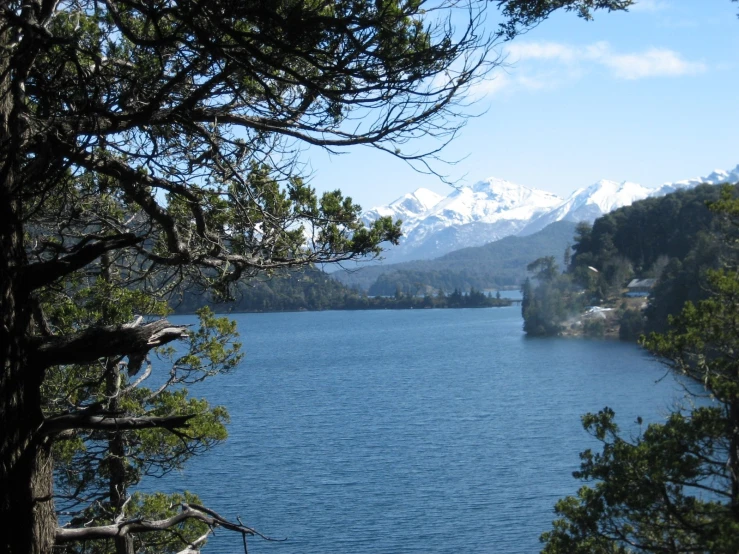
0 1 635 551
541 187 739 553
521 256 585 336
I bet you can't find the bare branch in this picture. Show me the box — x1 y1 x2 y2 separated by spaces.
176 529 212 554
22 233 143 291
55 503 255 544
30 319 189 371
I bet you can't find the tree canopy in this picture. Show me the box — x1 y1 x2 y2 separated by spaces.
541 188 739 553
0 1 634 553
521 184 737 339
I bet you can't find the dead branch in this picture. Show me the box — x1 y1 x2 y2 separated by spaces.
29 319 189 372
55 502 255 544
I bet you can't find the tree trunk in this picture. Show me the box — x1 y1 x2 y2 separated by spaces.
106 357 135 554
0 26 56 554
101 255 135 554
0 144 56 554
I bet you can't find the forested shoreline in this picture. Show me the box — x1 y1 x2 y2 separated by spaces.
521 183 733 339
172 268 513 314
540 184 739 553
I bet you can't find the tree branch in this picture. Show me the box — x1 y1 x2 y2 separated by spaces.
55 503 256 544
41 412 196 437
29 319 189 371
22 233 143 291
176 529 212 554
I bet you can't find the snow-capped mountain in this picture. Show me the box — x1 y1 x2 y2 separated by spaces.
650 166 739 197
365 165 739 263
363 188 445 224
519 179 652 235
363 177 561 261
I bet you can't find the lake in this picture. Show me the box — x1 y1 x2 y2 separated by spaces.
158 306 689 553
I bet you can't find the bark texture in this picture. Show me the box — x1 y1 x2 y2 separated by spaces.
106 356 135 554
0 30 56 552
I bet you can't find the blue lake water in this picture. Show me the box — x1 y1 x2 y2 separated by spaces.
156 306 690 553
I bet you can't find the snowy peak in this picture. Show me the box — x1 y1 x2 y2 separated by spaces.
467 177 562 207
363 177 564 262
391 187 444 213
363 187 444 222
572 179 651 213
404 177 562 232
518 179 651 236
364 164 739 263
520 167 739 236
651 164 739 197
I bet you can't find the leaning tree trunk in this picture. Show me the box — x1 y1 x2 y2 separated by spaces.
0 32 56 554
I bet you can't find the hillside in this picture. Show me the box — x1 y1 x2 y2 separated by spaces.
521 183 736 338
361 165 739 263
333 220 577 294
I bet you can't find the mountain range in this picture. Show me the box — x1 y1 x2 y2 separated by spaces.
362 165 739 264
333 220 579 293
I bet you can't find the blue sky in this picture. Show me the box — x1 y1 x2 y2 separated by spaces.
304 0 739 210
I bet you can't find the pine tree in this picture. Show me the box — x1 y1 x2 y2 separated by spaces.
0 1 635 551
541 187 739 553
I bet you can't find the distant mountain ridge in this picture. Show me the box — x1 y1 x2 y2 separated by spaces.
364 165 739 263
333 220 578 293
363 177 562 262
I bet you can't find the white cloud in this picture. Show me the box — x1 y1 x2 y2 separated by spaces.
505 42 578 62
470 73 511 97
477 40 706 96
601 48 706 79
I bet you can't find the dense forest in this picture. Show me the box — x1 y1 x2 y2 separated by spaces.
333 220 577 294
522 184 734 337
172 267 513 313
542 184 739 553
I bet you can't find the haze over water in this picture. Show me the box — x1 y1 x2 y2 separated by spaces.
163 306 690 553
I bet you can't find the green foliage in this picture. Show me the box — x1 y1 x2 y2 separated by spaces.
46 276 239 554
618 309 645 341
646 266 739 405
527 256 560 282
541 189 739 553
582 318 606 338
499 0 634 39
542 406 739 553
569 184 731 330
521 258 587 336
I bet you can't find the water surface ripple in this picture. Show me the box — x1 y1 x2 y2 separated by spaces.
160 307 686 553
